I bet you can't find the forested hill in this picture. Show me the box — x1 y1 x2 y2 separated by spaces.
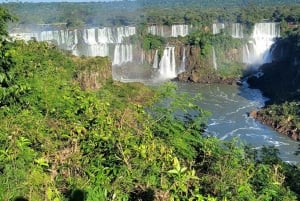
2 0 300 27
139 0 300 8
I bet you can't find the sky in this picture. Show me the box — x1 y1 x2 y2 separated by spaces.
0 0 121 2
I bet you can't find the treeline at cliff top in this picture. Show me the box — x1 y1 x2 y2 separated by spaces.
1 0 300 27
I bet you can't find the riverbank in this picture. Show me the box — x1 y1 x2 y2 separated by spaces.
246 51 300 141
176 72 239 85
249 110 300 141
247 74 300 141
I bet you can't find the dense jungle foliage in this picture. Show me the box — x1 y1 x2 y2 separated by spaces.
1 5 300 201
2 0 300 28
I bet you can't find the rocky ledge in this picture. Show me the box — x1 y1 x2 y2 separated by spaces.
249 110 300 141
177 71 239 85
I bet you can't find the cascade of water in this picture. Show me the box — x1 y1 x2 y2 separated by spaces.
60 30 66 44
153 50 159 68
148 25 165 37
212 47 217 70
10 32 37 41
39 31 53 42
72 29 78 49
231 23 244 39
10 26 136 61
97 27 114 43
242 44 251 63
212 23 225 34
243 22 280 66
83 28 98 45
171 25 189 37
140 50 145 64
113 44 133 66
158 46 176 79
116 26 136 43
179 47 186 73
77 42 109 57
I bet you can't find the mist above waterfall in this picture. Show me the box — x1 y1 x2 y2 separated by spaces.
243 23 280 68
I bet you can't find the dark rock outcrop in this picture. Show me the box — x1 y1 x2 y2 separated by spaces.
249 110 300 141
247 32 300 141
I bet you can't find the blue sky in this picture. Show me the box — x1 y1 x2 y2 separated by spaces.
0 0 120 2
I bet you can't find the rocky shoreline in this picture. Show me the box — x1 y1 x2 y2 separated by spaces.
249 110 300 141
176 71 239 85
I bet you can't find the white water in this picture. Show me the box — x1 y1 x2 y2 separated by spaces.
158 46 176 79
231 23 244 39
243 23 280 66
147 24 189 37
113 44 133 66
179 47 186 73
83 28 98 44
171 25 189 37
212 22 279 70
10 22 280 82
153 50 159 68
212 23 225 34
10 26 136 63
177 82 300 164
148 25 165 37
212 47 217 70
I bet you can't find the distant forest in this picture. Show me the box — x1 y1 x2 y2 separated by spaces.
2 0 300 28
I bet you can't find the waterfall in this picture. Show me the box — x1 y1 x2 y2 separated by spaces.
115 26 136 43
140 49 145 64
97 27 114 43
83 28 97 45
243 22 280 66
96 26 136 44
231 23 244 39
242 44 251 64
10 26 136 59
212 23 225 34
153 50 159 68
171 25 189 37
158 46 176 79
212 47 217 70
147 24 189 37
113 44 133 66
148 25 165 37
179 47 186 73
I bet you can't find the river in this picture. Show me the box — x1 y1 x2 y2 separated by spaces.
175 82 300 164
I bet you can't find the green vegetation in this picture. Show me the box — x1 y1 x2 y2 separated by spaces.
0 5 300 201
2 1 300 28
211 34 245 77
185 29 245 78
141 34 165 58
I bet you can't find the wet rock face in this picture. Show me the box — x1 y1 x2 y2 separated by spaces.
176 45 204 82
175 45 239 84
225 48 241 62
185 46 201 70
74 57 112 90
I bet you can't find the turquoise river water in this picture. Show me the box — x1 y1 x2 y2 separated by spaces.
175 82 300 164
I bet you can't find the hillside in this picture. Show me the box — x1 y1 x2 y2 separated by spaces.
1 5 300 201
